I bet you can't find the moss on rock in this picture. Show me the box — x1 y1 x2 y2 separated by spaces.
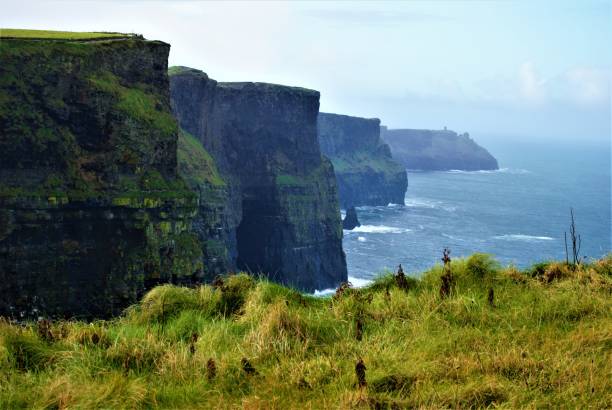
0 33 203 319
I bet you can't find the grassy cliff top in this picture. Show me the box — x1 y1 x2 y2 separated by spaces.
0 28 134 41
168 66 210 78
0 254 610 408
219 81 320 97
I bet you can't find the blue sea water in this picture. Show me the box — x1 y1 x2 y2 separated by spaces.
342 139 611 284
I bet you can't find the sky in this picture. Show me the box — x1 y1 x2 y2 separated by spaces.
1 0 611 144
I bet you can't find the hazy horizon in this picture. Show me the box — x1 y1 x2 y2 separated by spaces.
2 0 610 143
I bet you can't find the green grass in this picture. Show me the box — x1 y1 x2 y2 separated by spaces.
331 150 405 176
0 28 131 40
177 129 225 187
0 255 610 408
89 71 177 137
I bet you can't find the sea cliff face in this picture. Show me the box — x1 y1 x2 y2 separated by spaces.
170 67 347 291
0 36 202 319
317 113 407 208
380 127 499 171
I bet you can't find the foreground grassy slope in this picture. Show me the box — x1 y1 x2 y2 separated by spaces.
0 28 131 40
0 255 610 409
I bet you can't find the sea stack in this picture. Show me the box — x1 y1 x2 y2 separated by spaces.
342 207 361 230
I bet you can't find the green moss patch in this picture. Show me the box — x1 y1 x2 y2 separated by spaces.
177 129 225 187
331 150 404 175
89 71 176 137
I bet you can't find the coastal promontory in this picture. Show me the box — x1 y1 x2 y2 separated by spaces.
381 127 498 171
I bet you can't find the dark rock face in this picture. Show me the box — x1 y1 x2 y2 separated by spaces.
170 67 347 291
342 207 361 230
177 129 236 279
0 38 202 319
380 127 499 171
317 113 407 208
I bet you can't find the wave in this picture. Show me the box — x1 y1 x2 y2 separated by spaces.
357 236 367 242
446 168 530 175
312 288 335 297
405 198 439 209
349 275 374 288
346 225 411 234
494 234 555 242
312 275 373 297
405 198 457 212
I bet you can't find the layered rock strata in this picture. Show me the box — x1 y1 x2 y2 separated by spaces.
0 35 202 318
170 67 347 291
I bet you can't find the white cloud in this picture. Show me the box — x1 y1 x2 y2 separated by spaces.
564 67 610 106
518 62 547 104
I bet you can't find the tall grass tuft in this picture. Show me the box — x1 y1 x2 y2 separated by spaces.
0 258 610 408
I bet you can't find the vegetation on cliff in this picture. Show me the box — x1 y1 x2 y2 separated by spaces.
318 113 407 208
0 29 188 203
170 67 347 292
0 28 133 40
177 129 224 187
0 255 609 408
0 29 203 319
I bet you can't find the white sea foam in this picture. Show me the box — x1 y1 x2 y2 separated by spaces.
346 225 411 234
312 276 373 297
404 198 438 208
349 275 373 288
313 288 336 297
357 236 367 242
405 198 456 212
446 168 530 175
494 234 554 242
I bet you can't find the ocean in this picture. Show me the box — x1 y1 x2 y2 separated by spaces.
338 138 611 287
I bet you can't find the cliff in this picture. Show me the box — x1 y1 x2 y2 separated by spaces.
0 31 203 319
170 67 347 291
317 113 407 208
380 127 499 171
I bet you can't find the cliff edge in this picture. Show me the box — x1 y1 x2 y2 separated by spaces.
170 67 347 291
0 31 203 318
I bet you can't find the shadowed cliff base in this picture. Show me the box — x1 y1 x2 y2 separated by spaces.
318 113 407 208
381 127 499 171
170 66 347 292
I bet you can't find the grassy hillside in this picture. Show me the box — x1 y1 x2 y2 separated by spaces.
0 28 132 40
0 255 610 408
